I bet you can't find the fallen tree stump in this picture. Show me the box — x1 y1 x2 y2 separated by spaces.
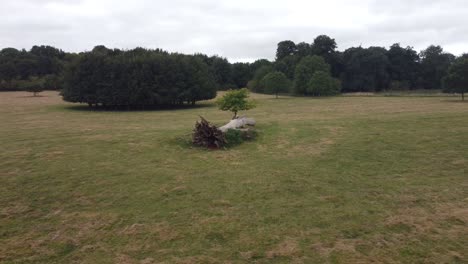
192 116 256 149
219 117 256 132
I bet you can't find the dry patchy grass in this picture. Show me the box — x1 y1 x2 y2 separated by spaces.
0 91 467 263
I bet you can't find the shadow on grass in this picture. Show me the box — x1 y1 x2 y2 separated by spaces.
16 95 48 98
441 99 467 103
61 102 216 112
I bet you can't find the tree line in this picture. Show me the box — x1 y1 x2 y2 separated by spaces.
1 35 467 104
248 36 468 98
63 46 217 108
0 45 70 92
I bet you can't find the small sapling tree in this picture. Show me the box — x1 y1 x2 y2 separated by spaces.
23 77 45 97
216 88 256 119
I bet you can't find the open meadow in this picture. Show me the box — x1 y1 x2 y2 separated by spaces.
0 91 467 263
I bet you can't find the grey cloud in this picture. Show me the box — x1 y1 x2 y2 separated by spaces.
1 0 467 61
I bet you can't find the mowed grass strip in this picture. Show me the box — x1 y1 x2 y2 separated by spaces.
0 91 467 263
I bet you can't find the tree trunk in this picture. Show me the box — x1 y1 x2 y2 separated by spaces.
219 117 256 132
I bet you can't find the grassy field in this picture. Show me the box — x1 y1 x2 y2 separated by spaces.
0 91 467 263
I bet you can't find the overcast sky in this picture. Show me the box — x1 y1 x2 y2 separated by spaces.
1 0 467 62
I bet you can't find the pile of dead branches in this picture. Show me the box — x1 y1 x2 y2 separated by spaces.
192 117 226 148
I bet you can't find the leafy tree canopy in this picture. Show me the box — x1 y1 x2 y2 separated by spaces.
216 88 256 119
308 71 341 96
276 40 297 61
443 58 468 100
262 71 290 98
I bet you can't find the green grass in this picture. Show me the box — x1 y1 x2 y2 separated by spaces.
0 91 467 263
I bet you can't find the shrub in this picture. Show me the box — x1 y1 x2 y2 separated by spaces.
224 128 257 147
225 129 244 147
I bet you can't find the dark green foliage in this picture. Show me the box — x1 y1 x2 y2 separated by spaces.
420 45 455 89
246 80 258 91
62 48 217 108
252 36 463 93
224 129 244 147
274 55 299 79
194 54 239 89
308 71 341 96
225 128 257 147
311 35 337 56
387 43 420 89
210 56 233 89
276 40 297 61
443 58 468 100
296 42 312 57
311 35 343 78
20 77 45 96
192 117 226 149
249 65 273 93
216 88 255 119
262 71 290 98
298 55 331 75
293 64 313 95
341 47 391 92
44 74 63 90
1 37 466 96
250 59 272 73
0 46 66 91
231 63 252 88
293 56 331 95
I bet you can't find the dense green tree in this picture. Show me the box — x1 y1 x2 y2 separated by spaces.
293 54 332 96
387 43 420 89
308 71 341 96
298 55 331 75
275 55 299 79
310 35 344 78
293 64 313 95
44 74 63 90
296 42 312 57
342 47 391 92
276 40 297 61
216 88 255 119
231 62 252 88
210 56 233 89
0 59 17 87
420 45 455 89
443 58 468 100
250 59 272 72
311 35 337 56
62 48 217 108
262 71 290 98
0 46 68 91
249 65 273 93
